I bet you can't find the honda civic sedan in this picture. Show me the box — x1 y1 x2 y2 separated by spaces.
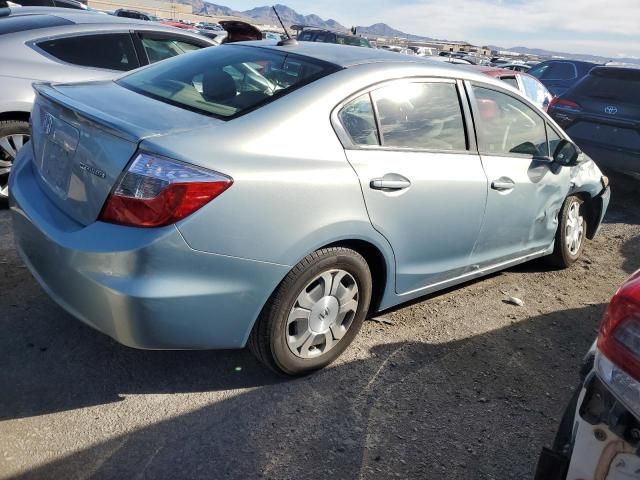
10 42 611 375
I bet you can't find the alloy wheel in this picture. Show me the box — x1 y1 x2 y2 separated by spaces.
286 269 359 359
565 200 585 256
0 133 29 198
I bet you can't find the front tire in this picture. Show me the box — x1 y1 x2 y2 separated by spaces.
548 195 587 268
249 247 372 375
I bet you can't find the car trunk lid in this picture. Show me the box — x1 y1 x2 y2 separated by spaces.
31 81 219 225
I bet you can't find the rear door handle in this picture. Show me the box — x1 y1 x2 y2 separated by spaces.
491 178 515 191
370 176 411 191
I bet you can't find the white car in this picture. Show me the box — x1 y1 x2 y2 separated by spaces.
536 271 640 480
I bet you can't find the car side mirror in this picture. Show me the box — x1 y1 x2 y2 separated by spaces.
553 139 580 167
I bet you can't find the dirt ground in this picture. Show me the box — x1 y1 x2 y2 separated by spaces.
0 173 638 480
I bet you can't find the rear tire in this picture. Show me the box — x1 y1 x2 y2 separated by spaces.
0 119 31 205
548 195 587 268
249 247 372 375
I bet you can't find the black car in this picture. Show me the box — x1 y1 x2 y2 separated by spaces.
548 66 640 175
114 9 157 21
529 59 599 96
295 27 371 48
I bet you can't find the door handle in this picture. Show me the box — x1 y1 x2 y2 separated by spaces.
370 177 411 191
491 178 515 191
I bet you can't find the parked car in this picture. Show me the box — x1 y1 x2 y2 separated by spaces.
547 65 640 176
0 7 215 199
294 26 372 48
501 63 531 72
467 66 554 111
428 56 473 65
10 43 610 375
217 20 261 43
5 0 90 9
113 9 158 21
536 271 640 480
529 59 599 96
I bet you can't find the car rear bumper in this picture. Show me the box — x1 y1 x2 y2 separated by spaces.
9 146 289 350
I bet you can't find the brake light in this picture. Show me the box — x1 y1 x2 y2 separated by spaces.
548 97 581 110
99 153 233 228
598 281 640 380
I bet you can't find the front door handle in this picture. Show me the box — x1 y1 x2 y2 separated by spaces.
370 176 411 191
491 178 515 191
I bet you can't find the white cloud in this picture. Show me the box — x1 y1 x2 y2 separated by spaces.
370 0 640 57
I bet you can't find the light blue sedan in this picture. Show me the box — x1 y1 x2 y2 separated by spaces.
10 41 610 375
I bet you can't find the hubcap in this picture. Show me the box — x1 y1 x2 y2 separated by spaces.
565 200 585 256
286 269 359 359
0 133 30 198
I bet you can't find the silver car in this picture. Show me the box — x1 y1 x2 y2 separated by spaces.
0 7 215 198
10 42 611 375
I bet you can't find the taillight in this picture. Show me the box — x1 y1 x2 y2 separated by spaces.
596 277 640 417
99 152 233 228
548 97 581 110
598 287 640 380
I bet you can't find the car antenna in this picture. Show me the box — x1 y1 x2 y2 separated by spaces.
272 5 298 46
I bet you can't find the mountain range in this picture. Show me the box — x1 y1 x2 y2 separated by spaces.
179 2 639 64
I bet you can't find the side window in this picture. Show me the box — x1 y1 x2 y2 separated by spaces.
371 82 467 151
38 34 139 71
547 125 563 157
338 94 379 146
140 36 202 64
541 62 576 80
471 86 548 157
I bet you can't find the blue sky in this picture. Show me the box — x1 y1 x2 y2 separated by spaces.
229 0 640 58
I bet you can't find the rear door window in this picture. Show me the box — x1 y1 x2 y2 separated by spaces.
37 33 139 71
371 81 467 151
471 86 548 157
339 94 379 146
139 35 202 64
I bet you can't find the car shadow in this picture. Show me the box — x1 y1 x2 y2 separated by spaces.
7 304 606 480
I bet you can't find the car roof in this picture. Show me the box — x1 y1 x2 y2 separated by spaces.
239 41 444 68
4 7 148 24
0 8 215 41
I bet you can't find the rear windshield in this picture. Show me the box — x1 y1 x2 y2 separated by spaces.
118 44 341 119
0 14 73 35
574 68 640 105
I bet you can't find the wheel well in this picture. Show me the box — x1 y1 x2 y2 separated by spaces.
572 191 601 240
0 111 31 124
324 239 387 314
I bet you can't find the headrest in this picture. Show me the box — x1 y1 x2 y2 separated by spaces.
202 70 237 103
477 98 499 121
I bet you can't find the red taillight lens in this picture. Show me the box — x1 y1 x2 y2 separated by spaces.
99 153 233 228
548 97 581 110
598 281 640 380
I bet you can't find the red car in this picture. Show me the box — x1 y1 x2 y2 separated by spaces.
537 271 640 479
467 66 554 111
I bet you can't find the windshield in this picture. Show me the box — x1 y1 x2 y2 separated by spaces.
118 45 340 119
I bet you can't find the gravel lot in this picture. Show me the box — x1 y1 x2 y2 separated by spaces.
1 173 638 480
